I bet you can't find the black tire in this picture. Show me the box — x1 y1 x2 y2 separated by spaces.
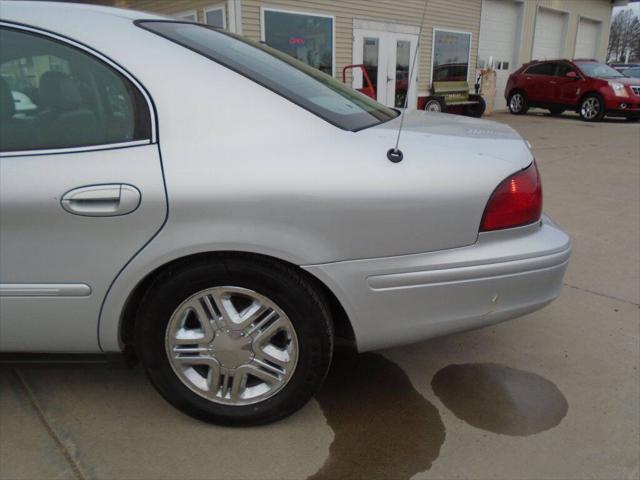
549 107 564 116
135 254 334 426
424 96 446 113
465 95 486 118
579 93 605 122
507 90 529 115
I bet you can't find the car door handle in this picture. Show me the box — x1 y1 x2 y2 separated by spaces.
61 184 141 217
549 81 557 84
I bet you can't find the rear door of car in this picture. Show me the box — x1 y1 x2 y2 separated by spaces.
523 62 556 103
0 24 167 352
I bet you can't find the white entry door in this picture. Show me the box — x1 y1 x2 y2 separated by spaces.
353 28 419 109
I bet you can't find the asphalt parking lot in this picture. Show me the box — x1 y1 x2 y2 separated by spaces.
1 111 638 480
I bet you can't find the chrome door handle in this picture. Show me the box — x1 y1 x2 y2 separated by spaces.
61 184 141 217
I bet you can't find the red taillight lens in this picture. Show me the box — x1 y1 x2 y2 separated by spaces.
480 162 542 231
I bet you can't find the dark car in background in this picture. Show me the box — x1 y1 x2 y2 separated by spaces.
609 62 640 75
622 66 640 78
505 59 640 122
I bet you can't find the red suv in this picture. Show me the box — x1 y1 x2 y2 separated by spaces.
505 59 640 122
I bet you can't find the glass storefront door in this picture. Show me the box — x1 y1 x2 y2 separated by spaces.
353 28 418 109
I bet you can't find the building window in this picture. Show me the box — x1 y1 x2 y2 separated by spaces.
204 6 225 29
262 9 334 76
176 10 197 22
432 29 472 82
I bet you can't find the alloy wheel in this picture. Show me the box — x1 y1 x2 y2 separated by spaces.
425 100 442 112
581 97 600 120
165 286 298 406
510 93 524 112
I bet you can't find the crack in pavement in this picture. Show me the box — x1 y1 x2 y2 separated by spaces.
12 368 87 480
563 282 639 306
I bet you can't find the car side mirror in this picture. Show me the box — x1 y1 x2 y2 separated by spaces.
566 71 578 80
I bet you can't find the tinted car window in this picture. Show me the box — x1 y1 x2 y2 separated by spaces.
555 63 577 77
138 21 399 132
0 27 151 152
525 63 555 76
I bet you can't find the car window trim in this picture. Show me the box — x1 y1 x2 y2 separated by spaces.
525 62 553 76
0 139 152 158
0 21 157 157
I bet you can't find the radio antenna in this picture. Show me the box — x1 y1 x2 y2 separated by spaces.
387 0 429 163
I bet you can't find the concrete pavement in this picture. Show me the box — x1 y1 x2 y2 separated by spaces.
1 111 638 480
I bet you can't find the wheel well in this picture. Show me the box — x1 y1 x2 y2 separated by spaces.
578 91 603 103
508 88 524 99
575 91 603 112
119 251 356 353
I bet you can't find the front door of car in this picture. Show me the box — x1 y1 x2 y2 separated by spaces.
352 28 419 108
0 25 167 352
553 63 585 106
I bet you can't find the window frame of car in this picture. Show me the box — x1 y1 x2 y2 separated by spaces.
137 20 399 132
554 62 581 79
524 62 556 76
0 21 157 158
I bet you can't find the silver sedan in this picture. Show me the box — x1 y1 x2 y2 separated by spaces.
0 1 570 425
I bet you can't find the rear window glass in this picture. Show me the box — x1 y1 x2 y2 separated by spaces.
138 21 399 132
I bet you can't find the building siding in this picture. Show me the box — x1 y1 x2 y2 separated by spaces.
112 0 613 98
114 0 228 25
116 0 481 94
241 0 481 94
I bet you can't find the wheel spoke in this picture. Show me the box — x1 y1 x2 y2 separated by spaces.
207 363 222 394
173 353 216 366
246 361 283 385
252 316 286 346
239 301 268 327
173 346 209 354
173 304 214 345
255 344 290 368
230 370 246 400
244 309 278 336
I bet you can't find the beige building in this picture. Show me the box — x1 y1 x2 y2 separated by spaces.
113 0 619 110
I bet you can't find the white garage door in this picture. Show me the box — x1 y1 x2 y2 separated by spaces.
532 8 566 60
575 18 601 59
478 0 521 110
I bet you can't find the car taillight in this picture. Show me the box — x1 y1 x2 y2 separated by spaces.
480 162 542 231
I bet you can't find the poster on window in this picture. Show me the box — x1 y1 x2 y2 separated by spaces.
263 10 333 75
433 30 471 82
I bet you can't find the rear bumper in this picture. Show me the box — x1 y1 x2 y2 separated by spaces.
304 216 571 351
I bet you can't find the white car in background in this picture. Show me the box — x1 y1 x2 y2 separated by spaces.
0 1 571 425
